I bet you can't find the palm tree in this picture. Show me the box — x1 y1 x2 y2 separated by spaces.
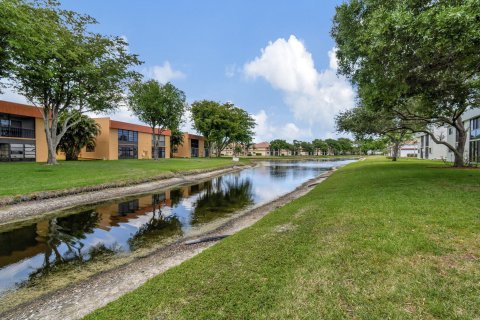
57 111 101 161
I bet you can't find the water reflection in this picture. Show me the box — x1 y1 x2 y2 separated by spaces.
0 159 355 295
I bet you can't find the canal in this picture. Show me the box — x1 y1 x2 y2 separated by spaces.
0 159 355 309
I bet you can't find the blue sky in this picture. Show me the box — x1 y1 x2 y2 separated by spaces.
1 0 354 142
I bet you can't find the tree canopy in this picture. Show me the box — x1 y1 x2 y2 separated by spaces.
1 0 141 164
332 0 480 166
128 80 187 159
57 111 101 161
191 100 255 157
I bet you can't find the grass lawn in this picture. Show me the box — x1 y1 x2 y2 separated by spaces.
86 158 480 319
0 158 249 198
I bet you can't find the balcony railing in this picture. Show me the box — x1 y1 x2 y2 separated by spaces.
0 126 35 139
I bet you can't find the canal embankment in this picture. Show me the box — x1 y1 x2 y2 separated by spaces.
0 163 341 320
0 163 252 226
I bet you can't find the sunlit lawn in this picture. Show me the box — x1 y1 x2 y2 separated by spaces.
0 158 248 197
86 158 480 319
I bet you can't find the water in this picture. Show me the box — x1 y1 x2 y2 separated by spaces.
0 159 355 296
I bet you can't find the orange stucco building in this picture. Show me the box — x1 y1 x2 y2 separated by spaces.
78 118 172 160
1 100 174 161
173 132 208 158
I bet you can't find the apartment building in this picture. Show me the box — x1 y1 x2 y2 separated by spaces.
0 100 176 161
173 133 207 158
0 100 48 162
416 109 480 163
416 126 449 160
78 118 172 160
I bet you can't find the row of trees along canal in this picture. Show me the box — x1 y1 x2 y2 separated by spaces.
332 0 479 166
269 138 386 156
0 0 256 163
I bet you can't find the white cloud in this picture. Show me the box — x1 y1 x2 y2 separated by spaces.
244 35 354 135
0 87 29 104
225 64 237 78
144 61 186 84
252 110 312 143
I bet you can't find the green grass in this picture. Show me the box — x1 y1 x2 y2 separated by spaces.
85 158 480 319
0 158 249 197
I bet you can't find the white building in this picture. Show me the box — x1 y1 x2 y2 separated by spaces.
416 109 480 163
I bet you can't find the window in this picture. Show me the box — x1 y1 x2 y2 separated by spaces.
448 127 453 135
471 117 480 139
152 134 165 147
24 144 35 159
118 146 137 159
0 143 36 161
86 145 95 152
470 140 479 163
118 129 138 142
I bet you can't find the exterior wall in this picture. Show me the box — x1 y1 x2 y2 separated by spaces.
416 126 449 160
172 133 205 158
34 118 48 162
416 109 480 162
198 138 205 157
173 133 190 158
109 128 118 160
79 118 112 160
445 108 480 162
138 132 152 159
164 135 171 158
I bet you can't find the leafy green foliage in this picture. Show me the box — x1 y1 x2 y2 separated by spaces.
2 0 141 164
56 111 101 161
269 139 290 155
128 80 187 159
332 0 480 166
191 100 255 157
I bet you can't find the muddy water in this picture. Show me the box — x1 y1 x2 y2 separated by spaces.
0 159 355 298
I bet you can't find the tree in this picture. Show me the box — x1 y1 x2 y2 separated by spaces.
169 129 184 158
269 139 290 156
355 138 386 155
312 139 328 156
299 141 314 155
4 1 141 164
325 139 341 155
191 100 255 157
332 0 480 167
56 112 101 161
128 80 187 160
336 106 413 161
337 138 353 155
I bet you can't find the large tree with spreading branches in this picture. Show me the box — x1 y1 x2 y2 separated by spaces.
332 0 480 167
128 80 187 160
1 0 141 164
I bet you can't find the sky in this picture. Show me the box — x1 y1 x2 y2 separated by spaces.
0 0 355 143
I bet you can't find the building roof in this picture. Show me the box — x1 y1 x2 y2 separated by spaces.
0 100 43 118
254 142 270 149
187 133 204 140
109 119 172 136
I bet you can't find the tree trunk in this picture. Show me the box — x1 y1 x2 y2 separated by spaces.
43 116 58 165
152 132 158 160
391 141 400 161
453 118 466 167
65 149 79 161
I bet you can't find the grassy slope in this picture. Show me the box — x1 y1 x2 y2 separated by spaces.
0 158 248 197
86 158 480 319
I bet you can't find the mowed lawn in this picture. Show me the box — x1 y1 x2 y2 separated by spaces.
0 158 248 197
86 158 480 319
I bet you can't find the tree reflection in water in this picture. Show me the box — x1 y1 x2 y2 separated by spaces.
192 175 254 224
128 193 182 250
